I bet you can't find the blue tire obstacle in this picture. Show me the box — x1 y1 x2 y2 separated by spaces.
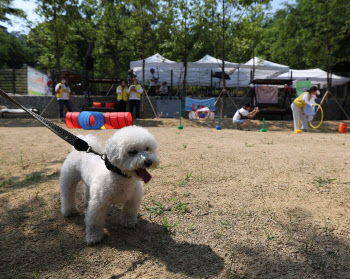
77 111 105 130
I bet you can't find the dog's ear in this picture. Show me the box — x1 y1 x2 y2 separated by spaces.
105 137 120 163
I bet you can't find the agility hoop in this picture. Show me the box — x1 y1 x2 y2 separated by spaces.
308 103 323 129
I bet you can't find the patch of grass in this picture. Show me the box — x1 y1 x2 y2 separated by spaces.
173 200 191 214
207 145 213 148
33 271 40 279
8 210 28 227
263 227 274 240
245 142 255 147
0 178 13 188
312 176 336 186
183 144 187 148
25 173 46 184
221 220 234 229
177 172 193 187
226 252 237 279
145 201 171 215
47 170 60 177
161 217 176 233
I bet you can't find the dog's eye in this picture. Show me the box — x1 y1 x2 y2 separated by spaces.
128 150 138 156
145 147 149 151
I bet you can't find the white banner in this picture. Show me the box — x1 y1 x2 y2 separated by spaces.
27 66 50 95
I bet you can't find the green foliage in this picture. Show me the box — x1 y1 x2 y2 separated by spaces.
1 0 349 80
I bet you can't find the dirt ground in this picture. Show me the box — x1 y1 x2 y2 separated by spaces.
1 117 350 279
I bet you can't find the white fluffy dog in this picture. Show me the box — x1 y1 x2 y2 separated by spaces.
59 126 159 245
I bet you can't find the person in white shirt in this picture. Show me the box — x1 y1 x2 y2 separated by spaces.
128 78 143 120
55 77 73 121
232 103 259 130
149 68 158 96
159 81 168 96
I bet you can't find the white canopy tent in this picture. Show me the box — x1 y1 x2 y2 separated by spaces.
275 68 350 88
244 57 290 80
184 55 252 87
130 53 183 85
183 55 290 87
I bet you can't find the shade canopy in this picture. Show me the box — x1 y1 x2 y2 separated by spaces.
275 68 350 87
130 53 183 85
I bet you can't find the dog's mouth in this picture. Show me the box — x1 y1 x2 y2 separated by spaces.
135 168 152 184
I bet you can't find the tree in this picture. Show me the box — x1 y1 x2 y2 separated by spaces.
0 0 25 28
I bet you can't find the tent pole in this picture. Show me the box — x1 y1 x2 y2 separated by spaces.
171 69 173 95
211 70 213 96
236 67 239 97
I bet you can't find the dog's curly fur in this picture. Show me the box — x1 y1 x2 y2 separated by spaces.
59 126 159 245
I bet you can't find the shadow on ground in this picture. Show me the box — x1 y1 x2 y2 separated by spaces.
0 194 225 278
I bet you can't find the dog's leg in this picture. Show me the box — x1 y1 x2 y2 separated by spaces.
59 165 81 217
85 200 109 245
121 182 143 228
83 183 90 205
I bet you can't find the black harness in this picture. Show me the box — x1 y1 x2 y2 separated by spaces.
0 89 130 177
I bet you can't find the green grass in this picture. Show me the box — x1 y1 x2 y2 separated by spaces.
245 142 255 147
0 178 13 188
173 200 191 214
161 217 176 233
312 176 336 186
25 173 46 184
145 201 171 215
177 172 193 187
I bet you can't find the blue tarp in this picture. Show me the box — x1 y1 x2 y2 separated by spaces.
185 97 216 111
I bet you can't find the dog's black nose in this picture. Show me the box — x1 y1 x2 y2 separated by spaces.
144 159 153 168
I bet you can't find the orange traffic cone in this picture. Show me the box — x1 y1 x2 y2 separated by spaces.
338 122 348 133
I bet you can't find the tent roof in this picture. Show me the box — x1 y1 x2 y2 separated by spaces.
188 54 244 69
276 68 350 85
245 57 288 68
130 53 183 69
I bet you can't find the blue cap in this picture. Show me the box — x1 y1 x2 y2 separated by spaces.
150 68 155 72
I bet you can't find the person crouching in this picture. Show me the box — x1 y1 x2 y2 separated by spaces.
232 103 259 130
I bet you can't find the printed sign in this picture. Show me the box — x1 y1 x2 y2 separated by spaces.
27 66 49 95
157 99 181 118
296 80 311 97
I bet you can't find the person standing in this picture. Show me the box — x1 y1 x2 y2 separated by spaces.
116 79 128 112
128 78 143 120
291 86 320 132
149 68 158 96
55 76 72 121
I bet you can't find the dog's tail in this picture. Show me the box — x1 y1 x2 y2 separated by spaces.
74 134 104 154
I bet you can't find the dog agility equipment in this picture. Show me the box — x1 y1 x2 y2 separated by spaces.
308 103 323 129
295 118 302 133
260 117 267 132
77 111 105 130
0 89 127 176
178 100 183 129
338 123 350 133
65 112 81 128
216 114 222 130
65 112 132 129
104 112 133 129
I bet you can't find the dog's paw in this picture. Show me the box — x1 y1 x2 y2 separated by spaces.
86 229 104 245
61 206 79 217
120 215 137 228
